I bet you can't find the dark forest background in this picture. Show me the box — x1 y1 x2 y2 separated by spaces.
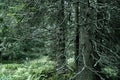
0 0 120 80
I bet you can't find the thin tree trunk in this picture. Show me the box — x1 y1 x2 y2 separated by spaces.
75 1 80 72
57 0 66 72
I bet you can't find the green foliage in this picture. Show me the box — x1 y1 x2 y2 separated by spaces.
102 66 119 77
0 0 120 80
48 73 74 80
67 57 75 70
0 56 56 80
0 56 75 80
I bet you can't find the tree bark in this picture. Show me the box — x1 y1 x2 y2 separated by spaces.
75 1 80 72
74 0 97 80
57 0 66 72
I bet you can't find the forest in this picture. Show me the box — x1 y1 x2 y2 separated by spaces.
0 0 120 80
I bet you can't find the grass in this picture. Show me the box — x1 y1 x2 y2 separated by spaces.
0 56 56 80
1 56 118 80
0 56 75 80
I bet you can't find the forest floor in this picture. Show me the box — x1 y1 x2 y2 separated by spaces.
0 56 56 80
0 56 74 80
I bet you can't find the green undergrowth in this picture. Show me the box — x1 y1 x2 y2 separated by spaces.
101 66 119 79
0 56 74 80
0 56 118 80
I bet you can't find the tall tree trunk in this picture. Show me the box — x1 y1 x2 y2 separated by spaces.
74 0 97 80
74 1 80 72
57 0 66 72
